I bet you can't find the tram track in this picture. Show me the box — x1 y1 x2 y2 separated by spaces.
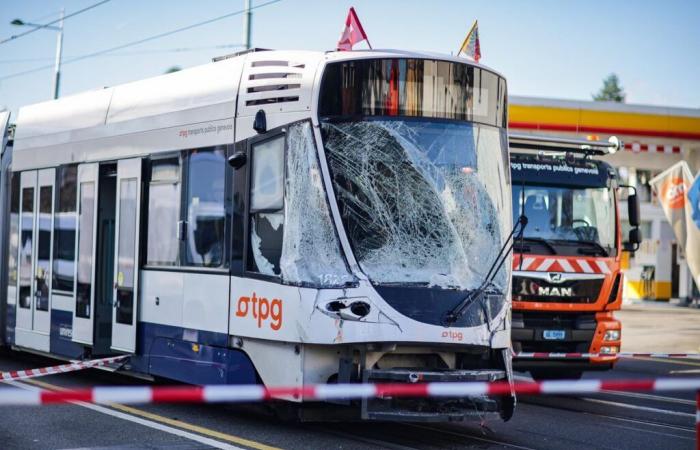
0 352 697 449
519 394 696 434
399 423 537 450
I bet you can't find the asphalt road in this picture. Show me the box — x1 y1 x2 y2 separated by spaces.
0 351 697 450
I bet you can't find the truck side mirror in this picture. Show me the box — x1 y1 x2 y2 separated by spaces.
623 227 642 252
629 227 641 244
627 192 640 227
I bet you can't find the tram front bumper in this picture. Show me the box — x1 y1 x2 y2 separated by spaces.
360 368 509 421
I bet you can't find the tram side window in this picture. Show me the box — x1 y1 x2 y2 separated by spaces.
7 173 19 293
185 147 226 268
146 157 181 266
247 135 285 276
52 166 77 292
19 187 34 309
76 182 96 318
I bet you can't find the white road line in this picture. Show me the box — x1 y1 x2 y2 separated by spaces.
602 390 696 406
604 422 694 441
580 397 695 418
603 414 696 433
406 423 537 450
8 381 245 450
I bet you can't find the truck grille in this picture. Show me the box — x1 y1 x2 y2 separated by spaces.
512 276 604 304
511 312 596 353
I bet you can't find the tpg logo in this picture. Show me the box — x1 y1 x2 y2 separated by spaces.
235 293 283 331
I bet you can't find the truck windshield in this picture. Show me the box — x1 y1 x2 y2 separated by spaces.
512 184 616 255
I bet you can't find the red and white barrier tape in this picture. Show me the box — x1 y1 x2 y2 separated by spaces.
514 352 700 359
0 355 128 382
1 378 699 406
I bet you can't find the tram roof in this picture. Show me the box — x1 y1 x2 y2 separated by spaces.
13 49 500 143
10 49 501 171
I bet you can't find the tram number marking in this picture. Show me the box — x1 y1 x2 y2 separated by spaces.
235 293 283 331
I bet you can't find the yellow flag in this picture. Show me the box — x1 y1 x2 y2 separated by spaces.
458 20 481 62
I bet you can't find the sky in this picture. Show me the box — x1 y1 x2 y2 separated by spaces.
0 0 699 117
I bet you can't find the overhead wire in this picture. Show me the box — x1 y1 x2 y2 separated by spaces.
0 44 244 64
0 0 283 82
0 0 112 45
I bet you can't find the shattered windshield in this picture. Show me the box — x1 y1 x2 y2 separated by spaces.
321 119 510 290
319 58 510 292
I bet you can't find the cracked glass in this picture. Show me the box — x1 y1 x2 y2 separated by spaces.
319 58 511 297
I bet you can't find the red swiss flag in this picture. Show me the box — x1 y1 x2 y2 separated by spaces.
337 7 371 51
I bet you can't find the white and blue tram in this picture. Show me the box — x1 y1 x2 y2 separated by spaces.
0 49 514 420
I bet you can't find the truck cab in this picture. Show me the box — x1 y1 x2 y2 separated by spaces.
508 134 641 379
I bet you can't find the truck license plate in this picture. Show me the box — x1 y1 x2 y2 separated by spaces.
543 330 566 340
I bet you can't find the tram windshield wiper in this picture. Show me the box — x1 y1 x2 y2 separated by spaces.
442 216 528 326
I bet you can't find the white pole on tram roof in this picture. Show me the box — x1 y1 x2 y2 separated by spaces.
52 8 65 100
243 0 252 50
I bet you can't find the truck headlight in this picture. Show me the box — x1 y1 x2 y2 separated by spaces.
600 346 619 354
604 330 620 341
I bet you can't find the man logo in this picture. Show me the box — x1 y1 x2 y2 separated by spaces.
548 272 563 283
537 286 573 297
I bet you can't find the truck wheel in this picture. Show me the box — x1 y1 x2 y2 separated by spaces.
530 370 583 381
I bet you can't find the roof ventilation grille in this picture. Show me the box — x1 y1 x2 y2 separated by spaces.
243 59 306 107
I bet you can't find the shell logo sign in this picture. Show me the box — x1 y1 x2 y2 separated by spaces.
659 177 688 209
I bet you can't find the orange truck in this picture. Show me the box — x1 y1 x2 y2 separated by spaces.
508 134 641 380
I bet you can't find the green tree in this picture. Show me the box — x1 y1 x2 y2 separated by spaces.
164 66 182 74
593 73 626 102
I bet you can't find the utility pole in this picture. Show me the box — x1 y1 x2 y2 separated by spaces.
53 8 65 99
11 8 64 100
244 0 252 50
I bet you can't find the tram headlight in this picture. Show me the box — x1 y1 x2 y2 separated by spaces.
604 330 620 341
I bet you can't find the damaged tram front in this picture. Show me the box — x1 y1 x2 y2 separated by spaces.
1 50 514 422
242 53 516 421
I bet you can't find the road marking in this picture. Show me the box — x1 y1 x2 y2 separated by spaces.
521 394 696 432
12 379 245 450
21 378 280 450
604 422 694 441
111 403 280 450
602 413 696 433
630 356 700 367
406 423 536 450
580 397 695 418
602 390 696 406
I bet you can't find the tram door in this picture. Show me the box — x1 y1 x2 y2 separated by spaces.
15 168 55 350
111 158 142 353
72 163 99 345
